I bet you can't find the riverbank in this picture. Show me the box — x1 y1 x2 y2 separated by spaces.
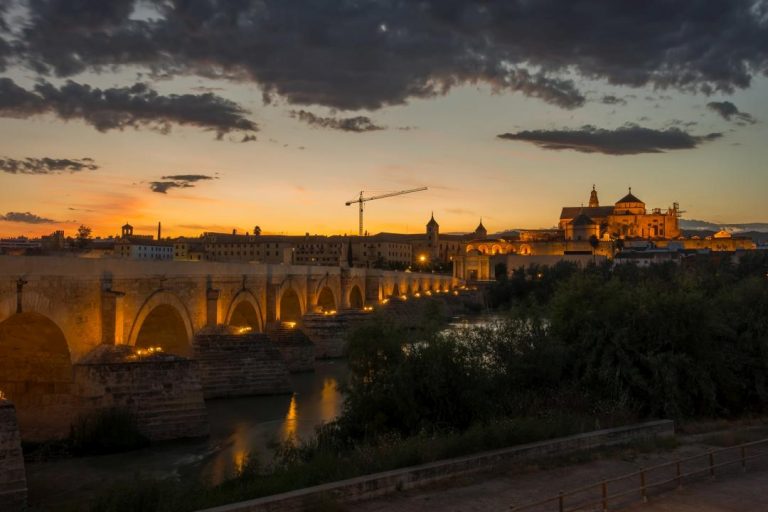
25 361 347 512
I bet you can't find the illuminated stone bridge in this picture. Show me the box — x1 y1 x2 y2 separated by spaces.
0 256 458 441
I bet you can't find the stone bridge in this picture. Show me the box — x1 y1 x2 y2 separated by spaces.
0 256 458 441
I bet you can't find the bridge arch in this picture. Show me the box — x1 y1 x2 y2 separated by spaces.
128 290 194 357
0 311 73 438
277 280 305 323
348 284 364 309
312 275 340 313
0 290 71 342
316 286 337 312
225 290 264 332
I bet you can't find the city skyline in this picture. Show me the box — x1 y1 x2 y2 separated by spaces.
2 2 768 238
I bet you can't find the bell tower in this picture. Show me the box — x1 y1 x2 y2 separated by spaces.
589 185 599 208
426 212 439 245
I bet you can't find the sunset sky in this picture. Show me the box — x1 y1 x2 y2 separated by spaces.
1 1 767 238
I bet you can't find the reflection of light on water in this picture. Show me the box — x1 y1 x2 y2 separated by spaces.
233 451 247 473
231 423 250 472
281 394 298 440
321 377 341 422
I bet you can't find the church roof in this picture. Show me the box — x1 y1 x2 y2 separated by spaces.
560 206 613 219
427 213 438 227
475 219 486 231
616 191 643 204
571 212 596 226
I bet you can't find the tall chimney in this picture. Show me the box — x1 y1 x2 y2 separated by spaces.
157 221 162 240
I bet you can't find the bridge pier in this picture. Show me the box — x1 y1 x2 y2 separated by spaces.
0 399 26 512
100 287 125 345
206 288 220 327
74 345 209 442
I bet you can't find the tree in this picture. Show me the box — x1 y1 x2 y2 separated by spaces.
76 225 92 249
589 234 599 262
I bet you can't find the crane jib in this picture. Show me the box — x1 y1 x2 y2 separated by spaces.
344 187 428 236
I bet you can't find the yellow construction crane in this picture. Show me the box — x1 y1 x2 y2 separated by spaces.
345 187 428 236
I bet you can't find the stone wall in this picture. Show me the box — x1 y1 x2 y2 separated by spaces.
301 311 371 358
194 333 292 398
199 420 674 512
266 328 315 373
73 346 209 441
0 400 26 512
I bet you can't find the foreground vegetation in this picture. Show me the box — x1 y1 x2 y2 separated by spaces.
81 251 768 511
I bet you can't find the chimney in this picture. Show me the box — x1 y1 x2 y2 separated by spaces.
157 221 162 240
232 228 237 235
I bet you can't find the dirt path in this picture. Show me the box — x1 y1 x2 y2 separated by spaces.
353 441 768 512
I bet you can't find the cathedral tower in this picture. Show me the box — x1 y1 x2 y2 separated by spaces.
589 185 599 208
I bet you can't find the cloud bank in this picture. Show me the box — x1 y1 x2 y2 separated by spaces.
291 110 385 132
0 157 98 174
0 211 57 224
149 174 217 194
4 1 767 111
706 101 757 124
498 125 723 155
0 78 257 137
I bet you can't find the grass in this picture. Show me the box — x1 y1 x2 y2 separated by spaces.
85 413 606 512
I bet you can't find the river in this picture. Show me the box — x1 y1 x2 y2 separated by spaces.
26 314 501 510
26 360 347 510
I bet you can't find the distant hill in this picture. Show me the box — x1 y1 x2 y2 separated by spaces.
680 219 768 233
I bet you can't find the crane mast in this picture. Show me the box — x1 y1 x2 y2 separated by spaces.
345 187 428 236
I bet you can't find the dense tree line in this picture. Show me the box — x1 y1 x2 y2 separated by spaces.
331 252 768 443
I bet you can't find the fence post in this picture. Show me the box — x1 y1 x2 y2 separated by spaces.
640 468 647 503
709 451 715 479
558 491 564 512
741 446 747 473
601 481 608 512
676 460 682 489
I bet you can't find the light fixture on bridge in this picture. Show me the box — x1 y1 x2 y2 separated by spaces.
283 321 297 329
363 306 374 312
235 326 253 334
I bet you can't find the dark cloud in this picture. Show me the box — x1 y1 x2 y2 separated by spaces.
706 101 757 124
0 211 57 224
9 1 767 111
601 95 627 106
0 78 257 138
149 174 216 194
497 125 723 155
0 156 98 175
291 110 385 132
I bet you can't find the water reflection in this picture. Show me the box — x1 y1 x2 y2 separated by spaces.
200 361 346 483
321 377 341 422
281 394 299 440
25 361 348 509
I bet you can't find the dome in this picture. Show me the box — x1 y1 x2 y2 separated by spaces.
426 212 439 228
616 188 644 205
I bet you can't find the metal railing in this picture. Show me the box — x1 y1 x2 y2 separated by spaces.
509 438 768 512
